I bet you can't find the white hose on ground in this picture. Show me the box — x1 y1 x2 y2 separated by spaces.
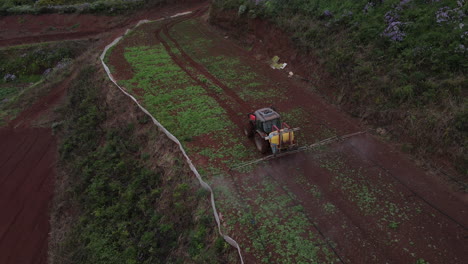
100 12 245 264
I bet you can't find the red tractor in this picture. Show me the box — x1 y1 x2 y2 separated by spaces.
244 107 299 155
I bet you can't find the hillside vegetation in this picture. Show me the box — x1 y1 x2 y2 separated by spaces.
0 0 149 15
50 66 234 263
212 0 467 174
0 40 89 125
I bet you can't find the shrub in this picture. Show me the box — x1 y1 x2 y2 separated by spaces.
36 0 65 6
1 0 150 15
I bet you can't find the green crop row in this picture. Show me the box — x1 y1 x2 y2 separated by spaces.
0 0 151 15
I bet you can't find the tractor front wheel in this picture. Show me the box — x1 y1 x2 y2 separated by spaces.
244 122 254 138
255 134 269 154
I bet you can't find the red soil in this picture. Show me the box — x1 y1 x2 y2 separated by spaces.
0 127 55 264
0 1 207 47
0 2 208 263
0 58 72 264
250 135 468 263
0 13 116 46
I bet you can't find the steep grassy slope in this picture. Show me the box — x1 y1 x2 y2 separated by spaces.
50 66 235 263
211 0 467 174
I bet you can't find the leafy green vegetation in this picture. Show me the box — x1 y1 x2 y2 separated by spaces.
0 40 87 126
55 66 232 263
0 0 151 15
388 221 400 229
211 0 467 172
416 258 429 264
323 202 337 214
0 41 83 84
121 45 228 139
0 86 18 101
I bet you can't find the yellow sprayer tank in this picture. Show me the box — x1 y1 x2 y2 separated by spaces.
269 129 295 148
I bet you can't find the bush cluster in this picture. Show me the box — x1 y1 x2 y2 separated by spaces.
0 41 86 83
58 67 186 263
0 0 150 15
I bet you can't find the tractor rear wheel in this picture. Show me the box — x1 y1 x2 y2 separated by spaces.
255 134 269 154
244 122 254 138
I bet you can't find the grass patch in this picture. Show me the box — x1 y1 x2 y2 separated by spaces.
0 40 85 79
0 0 152 15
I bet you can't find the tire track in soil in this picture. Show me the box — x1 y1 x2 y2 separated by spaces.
0 31 101 47
163 12 251 111
0 131 31 169
158 13 385 262
0 130 40 184
8 71 78 130
7 139 54 199
226 169 347 263
220 170 275 263
5 168 52 264
154 7 251 130
344 135 468 230
0 131 42 184
318 118 468 230
156 27 243 130
0 128 55 264
309 114 468 231
263 168 347 264
264 153 409 263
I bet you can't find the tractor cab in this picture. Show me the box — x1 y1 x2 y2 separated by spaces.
244 107 299 154
254 108 281 134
